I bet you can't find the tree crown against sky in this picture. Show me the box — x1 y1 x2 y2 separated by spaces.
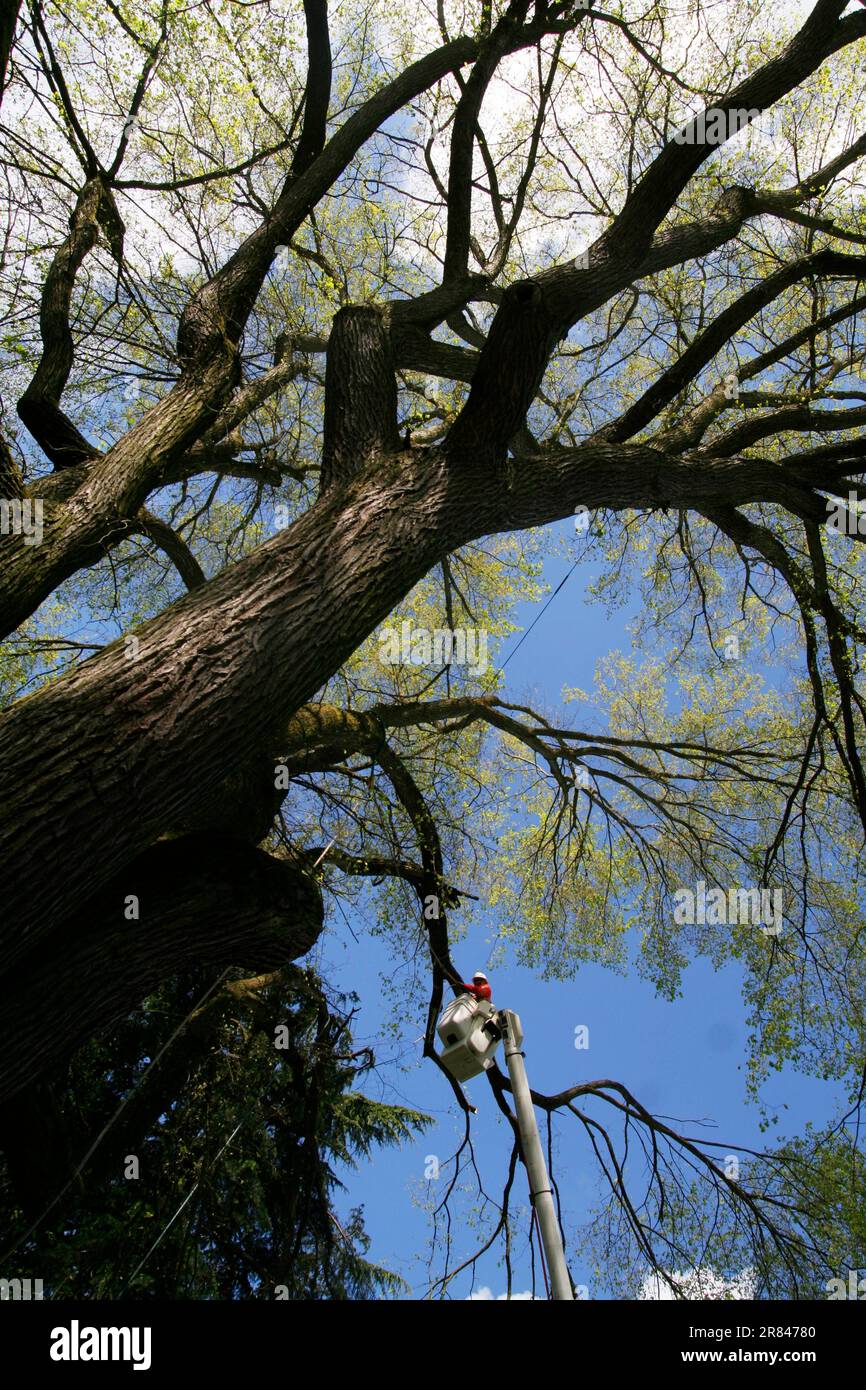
1 0 866 1297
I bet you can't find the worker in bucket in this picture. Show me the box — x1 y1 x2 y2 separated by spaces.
462 971 492 1003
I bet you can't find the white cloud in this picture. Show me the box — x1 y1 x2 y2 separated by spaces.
640 1268 756 1301
467 1286 537 1300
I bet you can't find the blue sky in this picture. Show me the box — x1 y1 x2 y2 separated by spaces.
320 538 845 1300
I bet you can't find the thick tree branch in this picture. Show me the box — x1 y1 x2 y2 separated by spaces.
444 1 866 467
135 509 207 590
16 177 119 468
290 0 332 180
442 5 528 283
0 0 21 100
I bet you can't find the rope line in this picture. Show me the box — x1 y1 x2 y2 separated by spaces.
499 560 580 671
121 1117 246 1294
0 965 233 1263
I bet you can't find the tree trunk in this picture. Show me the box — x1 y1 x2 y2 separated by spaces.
0 435 810 975
0 447 468 969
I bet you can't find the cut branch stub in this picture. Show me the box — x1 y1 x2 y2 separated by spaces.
320 305 400 492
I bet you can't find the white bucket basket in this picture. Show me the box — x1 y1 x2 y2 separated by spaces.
437 994 502 1082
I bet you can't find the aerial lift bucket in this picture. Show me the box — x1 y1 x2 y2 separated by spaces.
436 994 502 1082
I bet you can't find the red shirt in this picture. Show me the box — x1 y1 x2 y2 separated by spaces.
463 980 492 1002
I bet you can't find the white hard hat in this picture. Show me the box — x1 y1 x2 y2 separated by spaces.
472 971 488 982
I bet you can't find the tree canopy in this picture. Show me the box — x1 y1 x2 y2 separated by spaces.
1 0 865 1299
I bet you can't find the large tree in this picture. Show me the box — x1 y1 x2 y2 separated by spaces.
2 0 866 1296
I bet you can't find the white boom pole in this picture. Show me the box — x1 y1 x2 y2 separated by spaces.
500 1008 574 1301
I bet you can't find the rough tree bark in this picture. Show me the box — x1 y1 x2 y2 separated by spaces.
0 835 322 1104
